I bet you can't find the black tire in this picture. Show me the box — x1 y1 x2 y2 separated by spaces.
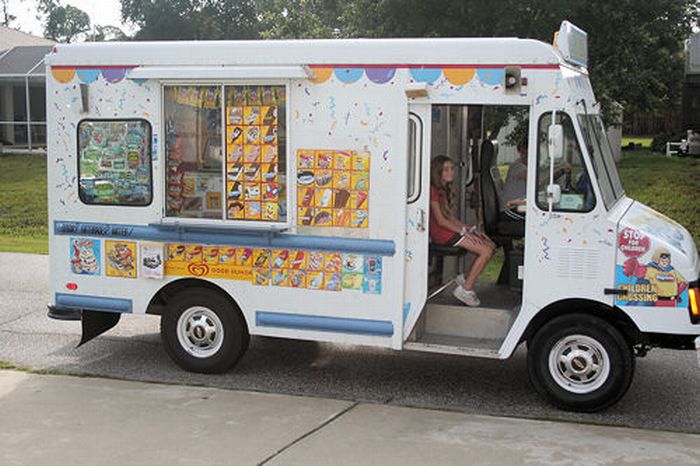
527 313 634 412
160 287 249 374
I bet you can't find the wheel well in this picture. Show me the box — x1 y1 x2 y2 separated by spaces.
521 299 642 346
146 278 243 320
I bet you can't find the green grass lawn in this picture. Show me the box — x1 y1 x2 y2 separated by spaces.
621 136 653 149
618 150 700 246
0 153 47 254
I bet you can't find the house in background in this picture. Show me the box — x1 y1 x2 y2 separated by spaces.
0 26 55 151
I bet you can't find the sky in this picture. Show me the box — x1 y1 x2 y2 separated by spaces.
10 0 136 38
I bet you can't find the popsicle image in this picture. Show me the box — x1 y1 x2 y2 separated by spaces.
245 107 260 124
238 248 252 264
319 189 332 207
308 252 323 270
262 163 277 180
308 273 323 289
300 208 313 226
262 106 277 125
355 191 368 209
254 249 270 267
228 126 242 144
244 145 260 162
300 188 314 206
334 189 350 209
273 250 289 268
262 126 277 144
290 251 305 269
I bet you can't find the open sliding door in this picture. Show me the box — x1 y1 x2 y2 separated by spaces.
402 103 431 339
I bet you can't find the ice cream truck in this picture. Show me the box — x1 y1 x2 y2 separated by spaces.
46 21 700 412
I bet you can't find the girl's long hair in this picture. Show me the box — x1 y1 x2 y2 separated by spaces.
430 155 454 218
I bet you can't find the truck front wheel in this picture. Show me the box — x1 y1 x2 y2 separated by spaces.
161 288 249 374
527 313 634 412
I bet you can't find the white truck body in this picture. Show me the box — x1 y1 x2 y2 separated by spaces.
45 24 700 410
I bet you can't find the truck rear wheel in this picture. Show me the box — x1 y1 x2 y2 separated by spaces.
527 313 634 412
160 288 249 374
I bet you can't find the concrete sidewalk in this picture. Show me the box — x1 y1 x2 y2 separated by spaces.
0 370 698 466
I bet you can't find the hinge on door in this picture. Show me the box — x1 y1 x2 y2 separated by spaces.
416 208 426 232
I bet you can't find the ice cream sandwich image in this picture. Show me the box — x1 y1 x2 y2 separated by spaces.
297 170 315 185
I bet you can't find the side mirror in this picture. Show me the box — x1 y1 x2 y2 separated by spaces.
548 123 564 161
546 183 561 206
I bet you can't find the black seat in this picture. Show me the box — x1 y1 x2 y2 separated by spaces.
429 243 468 256
479 140 525 286
480 140 525 239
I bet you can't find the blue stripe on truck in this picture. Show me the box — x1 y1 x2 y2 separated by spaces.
55 293 132 314
54 220 396 257
256 311 394 337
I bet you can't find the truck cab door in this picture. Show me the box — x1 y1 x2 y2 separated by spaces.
403 103 431 339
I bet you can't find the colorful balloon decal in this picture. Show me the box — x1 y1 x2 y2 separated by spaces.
309 67 333 84
51 67 131 84
409 68 442 83
101 68 127 84
443 68 476 86
51 68 76 83
334 68 364 84
366 67 396 84
476 68 505 85
76 69 100 84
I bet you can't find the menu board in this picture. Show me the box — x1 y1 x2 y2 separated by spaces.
225 85 286 222
296 150 369 228
78 120 151 205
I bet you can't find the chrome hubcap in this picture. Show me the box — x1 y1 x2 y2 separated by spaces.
548 334 610 394
176 306 224 358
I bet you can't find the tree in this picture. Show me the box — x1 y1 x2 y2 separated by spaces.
1 0 16 27
120 0 699 124
332 0 700 123
85 25 128 42
120 0 260 40
38 0 91 43
257 0 343 39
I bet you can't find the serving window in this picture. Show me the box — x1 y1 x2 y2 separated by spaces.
164 84 287 223
77 119 152 206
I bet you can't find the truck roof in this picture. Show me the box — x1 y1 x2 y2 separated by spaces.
45 37 564 68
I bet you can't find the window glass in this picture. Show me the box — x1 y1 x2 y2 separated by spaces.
407 115 420 202
536 113 595 212
78 119 152 206
586 115 624 204
224 85 287 222
164 86 223 218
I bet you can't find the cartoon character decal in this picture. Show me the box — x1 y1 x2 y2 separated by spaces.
105 241 137 278
70 238 100 275
615 228 689 307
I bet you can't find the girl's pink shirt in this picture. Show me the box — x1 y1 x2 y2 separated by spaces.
429 185 456 245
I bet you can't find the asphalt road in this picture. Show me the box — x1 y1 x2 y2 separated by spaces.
1 252 699 433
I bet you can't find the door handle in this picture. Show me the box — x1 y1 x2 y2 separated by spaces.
416 208 426 232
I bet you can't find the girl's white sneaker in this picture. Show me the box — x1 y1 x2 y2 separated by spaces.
453 286 481 307
454 274 466 287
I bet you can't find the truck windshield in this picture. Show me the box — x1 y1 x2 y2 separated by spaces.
577 114 624 209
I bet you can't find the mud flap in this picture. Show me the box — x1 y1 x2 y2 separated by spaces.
78 310 121 347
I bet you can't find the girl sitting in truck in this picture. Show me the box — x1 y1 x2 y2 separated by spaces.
429 155 496 307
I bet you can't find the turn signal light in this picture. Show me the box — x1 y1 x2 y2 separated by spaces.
66 283 78 291
689 288 699 323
